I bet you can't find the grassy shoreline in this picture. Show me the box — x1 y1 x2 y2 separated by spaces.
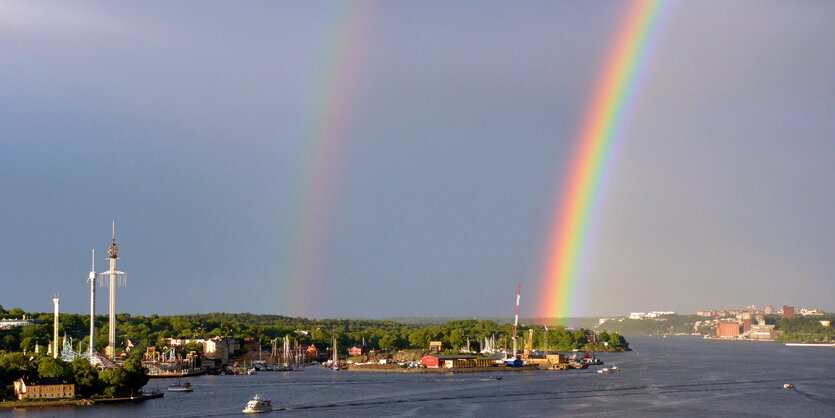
0 391 163 410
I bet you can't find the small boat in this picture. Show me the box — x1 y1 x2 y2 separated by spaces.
168 381 193 392
783 383 794 389
610 365 621 372
597 368 610 374
243 394 272 413
247 368 257 375
479 376 502 381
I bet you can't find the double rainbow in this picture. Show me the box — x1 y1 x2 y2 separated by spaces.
539 0 671 319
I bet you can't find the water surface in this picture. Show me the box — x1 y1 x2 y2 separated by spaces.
6 336 834 417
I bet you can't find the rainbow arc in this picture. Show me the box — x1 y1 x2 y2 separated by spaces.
540 0 671 319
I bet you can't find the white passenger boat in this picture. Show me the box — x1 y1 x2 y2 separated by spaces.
167 381 193 392
242 394 272 413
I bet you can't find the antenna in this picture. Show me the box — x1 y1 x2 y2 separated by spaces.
112 221 116 242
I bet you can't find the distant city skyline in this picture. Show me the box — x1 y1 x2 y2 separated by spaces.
1 1 833 318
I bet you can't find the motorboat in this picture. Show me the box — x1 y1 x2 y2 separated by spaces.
243 394 272 413
597 367 610 374
168 381 193 392
783 383 794 389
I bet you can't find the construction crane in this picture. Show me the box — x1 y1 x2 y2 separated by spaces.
522 329 534 363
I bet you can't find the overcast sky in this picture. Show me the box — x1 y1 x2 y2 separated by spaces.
1 1 833 319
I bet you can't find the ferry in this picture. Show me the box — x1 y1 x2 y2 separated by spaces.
242 394 272 413
167 381 193 392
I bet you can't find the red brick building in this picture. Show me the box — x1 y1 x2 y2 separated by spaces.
717 323 740 338
782 305 795 318
741 319 752 333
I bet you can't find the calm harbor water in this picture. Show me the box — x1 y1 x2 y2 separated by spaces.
5 336 834 417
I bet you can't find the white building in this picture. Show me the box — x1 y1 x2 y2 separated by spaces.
0 317 35 330
629 311 676 320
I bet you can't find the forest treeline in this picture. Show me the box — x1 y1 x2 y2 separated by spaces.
0 306 628 354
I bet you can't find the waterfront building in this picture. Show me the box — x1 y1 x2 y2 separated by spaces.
13 377 75 400
420 355 491 369
421 355 441 368
741 319 752 333
429 341 443 352
348 346 367 357
240 338 261 352
717 323 741 338
305 345 320 360
203 338 230 360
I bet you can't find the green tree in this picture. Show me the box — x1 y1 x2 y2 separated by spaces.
71 357 99 397
447 329 465 351
598 331 610 343
36 356 73 381
98 367 127 397
379 334 400 350
122 353 149 395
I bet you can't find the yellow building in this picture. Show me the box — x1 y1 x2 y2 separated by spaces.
13 377 75 400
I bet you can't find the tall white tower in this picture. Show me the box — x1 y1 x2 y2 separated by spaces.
53 295 60 359
88 249 97 358
100 222 126 359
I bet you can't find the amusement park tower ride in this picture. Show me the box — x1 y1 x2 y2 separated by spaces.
100 222 126 359
87 249 96 358
52 295 60 358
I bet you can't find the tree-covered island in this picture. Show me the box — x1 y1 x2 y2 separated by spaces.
0 304 629 402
